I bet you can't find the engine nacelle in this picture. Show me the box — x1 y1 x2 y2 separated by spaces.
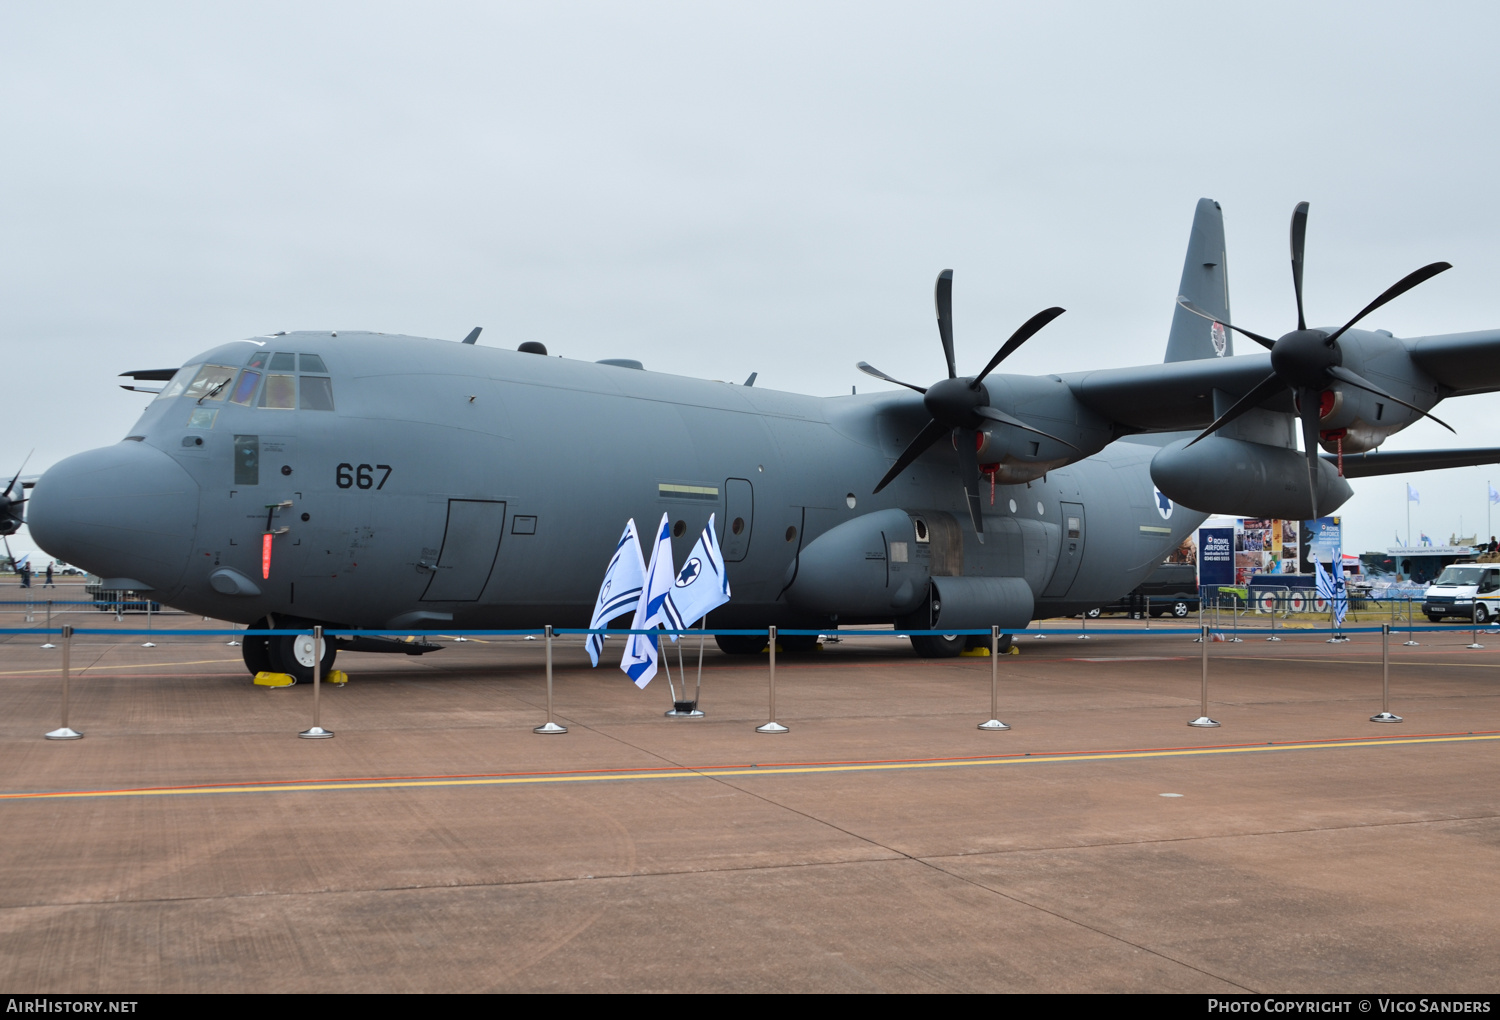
783 508 930 621
1151 436 1352 520
925 576 1034 631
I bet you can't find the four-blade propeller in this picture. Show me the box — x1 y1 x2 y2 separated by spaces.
0 452 31 571
1177 201 1453 519
858 270 1069 542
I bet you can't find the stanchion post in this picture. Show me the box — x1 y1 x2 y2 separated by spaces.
1078 612 1090 639
1189 625 1219 728
45 625 81 740
141 597 156 647
1404 597 1419 646
534 625 567 734
299 625 333 738
1468 612 1485 650
1372 623 1402 723
979 625 1009 731
756 625 788 733
1267 593 1280 641
1232 593 1241 642
41 600 55 649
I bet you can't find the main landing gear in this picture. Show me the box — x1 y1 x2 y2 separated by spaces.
242 618 337 683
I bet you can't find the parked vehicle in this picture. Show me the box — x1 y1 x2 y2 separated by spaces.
1421 562 1500 622
1084 563 1200 619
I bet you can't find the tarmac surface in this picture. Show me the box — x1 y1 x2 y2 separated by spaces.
1 602 1498 993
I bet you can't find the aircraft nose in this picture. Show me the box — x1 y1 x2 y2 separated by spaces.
27 442 199 593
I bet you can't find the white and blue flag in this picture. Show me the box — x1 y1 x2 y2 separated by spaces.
667 514 731 628
1489 484 1499 505
1315 555 1349 630
1408 483 1421 504
621 514 684 689
585 519 646 667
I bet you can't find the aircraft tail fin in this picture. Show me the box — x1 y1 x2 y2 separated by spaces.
1164 198 1231 363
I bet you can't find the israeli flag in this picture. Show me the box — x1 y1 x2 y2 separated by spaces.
1489 484 1498 506
620 514 684 689
667 514 732 628
1408 483 1421 504
585 519 646 667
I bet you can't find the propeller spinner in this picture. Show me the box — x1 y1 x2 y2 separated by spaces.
858 270 1070 542
1178 202 1453 519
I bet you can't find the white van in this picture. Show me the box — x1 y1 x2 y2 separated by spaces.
1421 563 1500 622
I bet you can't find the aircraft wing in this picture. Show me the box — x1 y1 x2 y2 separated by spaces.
1063 354 1288 431
1407 330 1500 397
1324 447 1500 478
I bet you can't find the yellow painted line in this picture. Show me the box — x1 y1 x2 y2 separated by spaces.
0 658 242 677
4 733 1496 802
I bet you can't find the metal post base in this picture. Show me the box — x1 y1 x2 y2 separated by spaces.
533 721 568 734
756 721 789 734
298 726 334 739
1077 634 1090 640
665 703 705 717
978 719 1010 731
1403 640 1420 646
141 641 156 648
1370 712 1403 723
40 642 55 649
1266 636 1281 642
1468 643 1486 649
1032 634 1047 639
453 636 469 642
1188 716 1220 728
227 640 240 646
45 727 83 740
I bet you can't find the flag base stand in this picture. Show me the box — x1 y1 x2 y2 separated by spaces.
1370 711 1403 723
40 642 54 649
533 721 568 734
665 701 704 717
756 721 788 734
45 727 82 740
1188 716 1220 728
1403 640 1420 646
978 718 1010 731
298 726 334 739
1327 637 1351 643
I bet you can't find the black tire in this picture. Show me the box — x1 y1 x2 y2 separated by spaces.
1084 607 1102 619
778 633 821 654
241 632 273 675
715 633 766 655
1427 613 1444 623
1476 605 1490 625
266 630 337 683
911 633 964 657
1172 601 1191 618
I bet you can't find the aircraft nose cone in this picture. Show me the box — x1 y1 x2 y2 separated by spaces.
27 442 199 593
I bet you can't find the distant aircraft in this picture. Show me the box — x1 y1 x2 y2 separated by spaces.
22 200 1500 680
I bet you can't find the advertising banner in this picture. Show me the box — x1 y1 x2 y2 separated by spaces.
1198 527 1236 587
1300 517 1342 572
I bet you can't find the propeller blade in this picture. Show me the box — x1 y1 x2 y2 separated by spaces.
1291 201 1309 331
935 270 956 380
956 427 985 542
856 362 927 394
972 307 1067 387
3 451 32 500
873 418 950 494
973 405 1080 451
1184 372 1289 447
1298 386 1323 520
1323 261 1453 346
1326 365 1455 434
1176 297 1277 350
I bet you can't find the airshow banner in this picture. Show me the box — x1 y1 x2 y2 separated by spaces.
1299 516 1342 572
1198 527 1236 587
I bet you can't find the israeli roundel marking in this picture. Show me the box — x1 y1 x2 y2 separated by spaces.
676 558 701 586
1153 488 1174 520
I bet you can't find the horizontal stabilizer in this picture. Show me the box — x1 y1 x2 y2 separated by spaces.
1327 447 1500 478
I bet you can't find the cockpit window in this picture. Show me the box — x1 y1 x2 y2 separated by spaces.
269 352 297 371
259 374 296 409
229 370 261 405
246 350 269 369
299 376 335 410
299 354 328 373
183 364 238 401
154 364 200 402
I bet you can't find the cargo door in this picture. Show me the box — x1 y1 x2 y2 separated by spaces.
421 499 507 602
722 478 754 562
1042 502 1085 598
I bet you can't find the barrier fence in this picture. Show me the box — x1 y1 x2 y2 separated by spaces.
7 613 1495 742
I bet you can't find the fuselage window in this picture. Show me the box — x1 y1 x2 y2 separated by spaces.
299 376 335 411
299 354 328 373
154 363 200 402
259 374 296 409
184 364 237 401
229 370 261 405
269 352 297 371
234 435 260 485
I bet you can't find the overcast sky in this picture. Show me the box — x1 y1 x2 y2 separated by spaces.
5 1 1500 560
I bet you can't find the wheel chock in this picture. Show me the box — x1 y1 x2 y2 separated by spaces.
253 671 296 687
326 669 349 686
959 646 990 657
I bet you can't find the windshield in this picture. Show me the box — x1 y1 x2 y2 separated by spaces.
1435 566 1484 586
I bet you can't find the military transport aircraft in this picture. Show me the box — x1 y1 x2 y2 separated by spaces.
22 199 1500 680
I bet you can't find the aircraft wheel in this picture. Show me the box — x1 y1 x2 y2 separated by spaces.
778 633 821 654
910 633 964 657
241 632 273 675
1172 601 1191 618
1476 605 1490 625
714 634 766 655
267 630 337 683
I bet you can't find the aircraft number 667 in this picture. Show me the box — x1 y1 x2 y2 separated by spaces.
336 464 392 490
